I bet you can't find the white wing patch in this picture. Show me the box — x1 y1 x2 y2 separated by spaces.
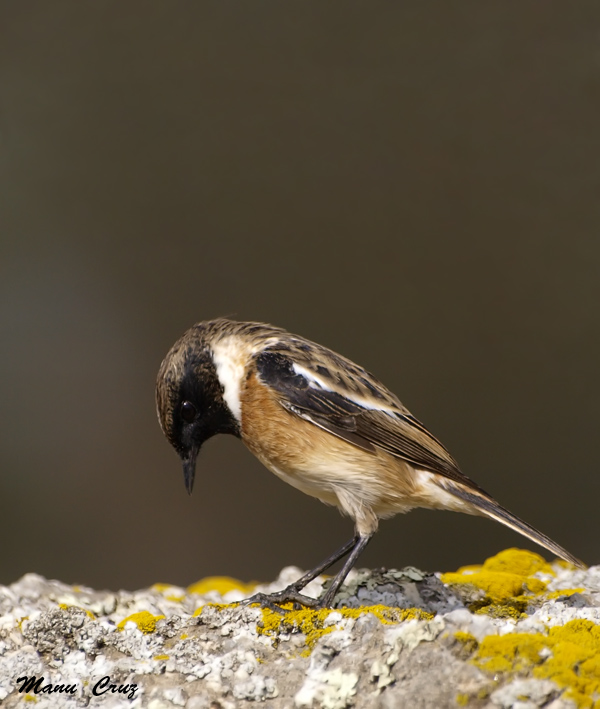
292 362 333 391
345 396 398 414
292 361 398 415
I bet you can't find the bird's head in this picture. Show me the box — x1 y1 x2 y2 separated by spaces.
155 324 240 494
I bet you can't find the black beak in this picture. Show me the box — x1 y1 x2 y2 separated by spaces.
182 448 199 495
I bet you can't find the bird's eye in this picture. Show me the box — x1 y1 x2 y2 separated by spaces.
180 401 197 423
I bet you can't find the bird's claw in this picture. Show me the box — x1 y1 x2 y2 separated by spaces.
243 589 320 612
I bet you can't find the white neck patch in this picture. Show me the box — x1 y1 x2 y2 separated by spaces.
210 337 249 422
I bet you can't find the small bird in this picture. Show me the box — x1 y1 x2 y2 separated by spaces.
156 318 583 608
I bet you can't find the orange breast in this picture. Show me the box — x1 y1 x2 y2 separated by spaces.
240 372 332 476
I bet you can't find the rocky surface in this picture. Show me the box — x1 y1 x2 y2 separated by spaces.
0 549 599 708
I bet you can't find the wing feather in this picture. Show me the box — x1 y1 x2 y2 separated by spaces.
255 349 486 492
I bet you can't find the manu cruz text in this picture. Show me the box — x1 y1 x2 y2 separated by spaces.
16 675 138 700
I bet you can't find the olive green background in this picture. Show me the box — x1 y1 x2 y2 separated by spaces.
1 2 598 590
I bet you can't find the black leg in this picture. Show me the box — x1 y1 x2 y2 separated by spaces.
243 535 360 610
244 533 372 611
283 535 359 589
318 534 372 608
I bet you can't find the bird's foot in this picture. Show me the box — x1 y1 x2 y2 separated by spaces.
243 588 320 613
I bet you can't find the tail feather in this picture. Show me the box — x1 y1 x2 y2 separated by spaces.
442 482 585 569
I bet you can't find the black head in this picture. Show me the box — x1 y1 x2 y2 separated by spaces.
156 329 240 494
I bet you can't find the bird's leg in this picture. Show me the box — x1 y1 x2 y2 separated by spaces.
244 535 360 610
245 534 374 611
317 533 372 608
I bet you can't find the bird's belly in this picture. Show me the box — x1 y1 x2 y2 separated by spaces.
249 450 342 508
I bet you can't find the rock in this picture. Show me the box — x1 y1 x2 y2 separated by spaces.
0 549 598 707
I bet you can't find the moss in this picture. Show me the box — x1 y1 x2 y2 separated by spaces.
473 619 600 708
188 576 256 596
117 611 165 634
256 604 432 657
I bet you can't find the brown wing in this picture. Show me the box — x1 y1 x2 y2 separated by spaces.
255 350 487 492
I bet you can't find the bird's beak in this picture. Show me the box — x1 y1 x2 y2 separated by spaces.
182 447 199 495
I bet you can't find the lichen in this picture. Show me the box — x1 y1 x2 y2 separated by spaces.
58 603 96 619
187 576 256 596
117 610 165 634
257 604 334 655
151 583 174 593
546 588 585 600
441 548 566 617
454 631 479 656
192 602 239 617
151 583 185 602
257 604 433 657
472 619 600 708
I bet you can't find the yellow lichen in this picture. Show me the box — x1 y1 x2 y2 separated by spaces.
180 633 188 640
440 548 573 617
117 611 165 634
546 588 585 600
477 632 547 673
188 576 256 596
257 604 432 657
455 693 470 706
257 604 334 655
480 548 554 577
153 654 169 661
396 607 435 622
442 549 550 603
23 696 37 703
151 583 174 593
473 619 600 708
455 631 479 655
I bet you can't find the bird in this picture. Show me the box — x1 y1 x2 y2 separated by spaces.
156 318 584 609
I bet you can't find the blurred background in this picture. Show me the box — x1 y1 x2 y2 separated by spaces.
1 3 599 591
